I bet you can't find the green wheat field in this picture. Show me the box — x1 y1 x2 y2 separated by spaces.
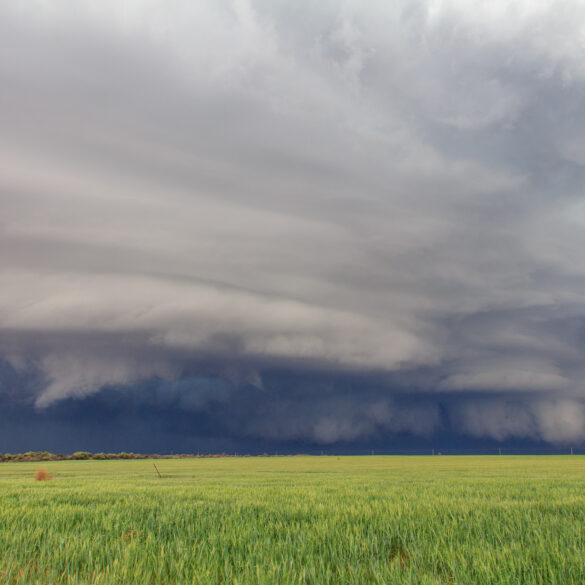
1 456 584 584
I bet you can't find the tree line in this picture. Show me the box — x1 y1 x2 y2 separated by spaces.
0 451 251 462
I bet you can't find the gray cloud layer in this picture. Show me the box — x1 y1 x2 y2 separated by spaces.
2 0 585 444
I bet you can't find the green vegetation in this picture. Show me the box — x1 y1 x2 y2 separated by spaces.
0 451 180 462
0 451 246 462
1 456 584 584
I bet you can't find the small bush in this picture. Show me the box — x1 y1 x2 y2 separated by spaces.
34 469 53 481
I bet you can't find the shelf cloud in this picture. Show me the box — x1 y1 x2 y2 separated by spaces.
2 0 585 448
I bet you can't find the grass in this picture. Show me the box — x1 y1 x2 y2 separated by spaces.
1 456 584 584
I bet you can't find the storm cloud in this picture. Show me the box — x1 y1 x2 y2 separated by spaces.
2 0 585 449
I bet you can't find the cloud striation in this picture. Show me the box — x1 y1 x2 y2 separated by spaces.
2 0 585 449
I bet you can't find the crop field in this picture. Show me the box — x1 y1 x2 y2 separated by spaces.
1 456 584 585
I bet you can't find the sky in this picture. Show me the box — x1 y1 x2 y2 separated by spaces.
2 0 585 453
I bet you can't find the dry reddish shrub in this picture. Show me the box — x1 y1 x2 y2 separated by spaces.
122 529 137 542
34 469 52 481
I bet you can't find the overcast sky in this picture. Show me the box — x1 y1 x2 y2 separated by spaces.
2 0 585 452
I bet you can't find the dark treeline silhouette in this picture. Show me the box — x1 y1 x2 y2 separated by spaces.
0 451 258 463
0 448 581 462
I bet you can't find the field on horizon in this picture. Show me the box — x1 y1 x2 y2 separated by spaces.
1 455 584 584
